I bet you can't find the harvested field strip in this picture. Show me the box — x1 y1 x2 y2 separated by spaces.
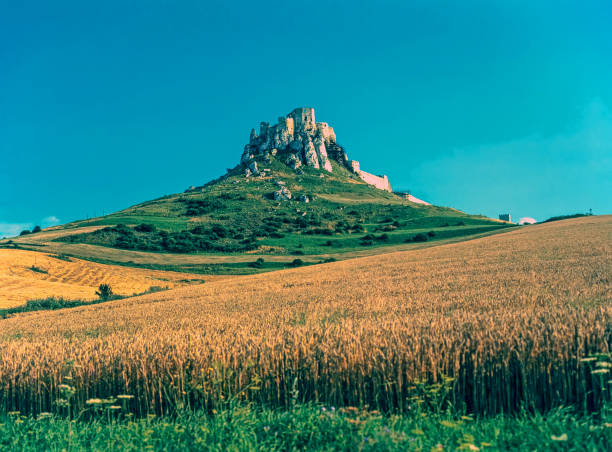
0 249 227 307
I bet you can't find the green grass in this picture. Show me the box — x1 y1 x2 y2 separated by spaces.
49 159 506 258
0 403 609 451
54 255 323 276
77 215 190 232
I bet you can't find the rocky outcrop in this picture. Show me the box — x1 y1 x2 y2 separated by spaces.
245 161 260 178
286 153 302 170
314 135 332 172
274 186 292 201
241 107 392 192
241 107 339 173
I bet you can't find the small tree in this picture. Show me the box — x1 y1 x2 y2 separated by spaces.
96 284 114 300
32 225 42 233
249 257 265 268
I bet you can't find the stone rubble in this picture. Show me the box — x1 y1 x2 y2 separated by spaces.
274 186 292 201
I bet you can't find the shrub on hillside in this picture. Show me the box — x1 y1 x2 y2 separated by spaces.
96 284 114 301
19 230 31 236
181 198 226 216
351 223 364 232
211 224 228 238
32 225 42 233
190 225 207 235
249 258 265 268
135 223 156 233
115 236 136 249
29 265 48 274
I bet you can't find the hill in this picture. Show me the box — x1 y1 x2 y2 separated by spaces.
1 215 609 416
2 108 511 273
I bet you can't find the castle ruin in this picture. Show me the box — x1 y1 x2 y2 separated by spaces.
241 107 392 192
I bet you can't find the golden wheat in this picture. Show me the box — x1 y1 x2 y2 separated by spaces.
0 249 228 307
0 216 610 415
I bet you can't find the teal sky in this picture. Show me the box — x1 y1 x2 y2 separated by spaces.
1 1 611 236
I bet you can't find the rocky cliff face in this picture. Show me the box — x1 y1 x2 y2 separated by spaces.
241 107 344 172
241 107 392 192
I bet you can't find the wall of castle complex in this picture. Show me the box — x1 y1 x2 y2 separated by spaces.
242 107 393 193
358 170 392 192
394 192 431 205
289 107 315 132
278 116 294 136
316 122 336 142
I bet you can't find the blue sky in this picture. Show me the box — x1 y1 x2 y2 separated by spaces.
1 1 611 236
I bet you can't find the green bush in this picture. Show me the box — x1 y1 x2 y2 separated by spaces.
96 284 114 301
29 265 48 274
249 258 265 268
135 223 156 233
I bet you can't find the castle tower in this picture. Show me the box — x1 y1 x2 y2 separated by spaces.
289 107 315 133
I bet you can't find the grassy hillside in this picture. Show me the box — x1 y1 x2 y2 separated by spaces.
3 159 511 274
1 215 609 417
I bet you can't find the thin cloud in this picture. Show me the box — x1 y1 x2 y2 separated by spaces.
42 216 61 226
0 223 33 238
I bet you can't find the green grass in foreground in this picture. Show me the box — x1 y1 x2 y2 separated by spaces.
0 403 609 451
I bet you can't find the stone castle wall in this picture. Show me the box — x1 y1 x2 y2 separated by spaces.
394 192 431 205
241 107 393 193
356 170 392 192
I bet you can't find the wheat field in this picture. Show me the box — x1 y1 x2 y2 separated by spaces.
0 249 226 307
0 216 609 416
